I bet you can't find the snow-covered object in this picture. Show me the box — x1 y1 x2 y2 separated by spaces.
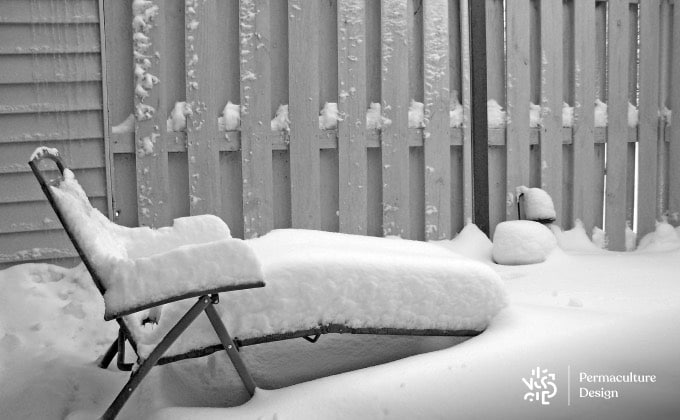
408 100 425 128
366 102 391 130
492 220 557 265
318 102 342 130
529 102 542 128
562 102 574 127
594 99 608 127
270 104 290 131
166 101 192 132
132 0 160 121
487 99 506 128
218 101 240 131
127 229 507 358
517 186 557 222
591 227 607 249
432 222 493 262
661 107 672 125
625 222 636 251
550 220 603 253
29 146 59 162
636 220 680 252
628 102 639 128
48 169 264 319
449 98 463 128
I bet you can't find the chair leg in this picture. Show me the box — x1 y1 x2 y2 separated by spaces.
204 302 257 396
98 338 118 369
101 296 212 420
116 329 134 371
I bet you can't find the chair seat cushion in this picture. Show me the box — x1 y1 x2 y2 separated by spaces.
127 229 507 359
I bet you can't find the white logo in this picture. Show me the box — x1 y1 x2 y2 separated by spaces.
522 367 557 405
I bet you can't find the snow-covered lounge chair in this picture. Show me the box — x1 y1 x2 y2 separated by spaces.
29 148 506 420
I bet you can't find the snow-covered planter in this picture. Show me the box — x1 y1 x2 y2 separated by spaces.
492 220 557 265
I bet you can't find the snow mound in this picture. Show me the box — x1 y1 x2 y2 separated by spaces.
562 102 574 127
594 99 608 127
517 186 556 222
318 102 342 130
166 101 192 132
408 100 425 128
432 223 493 262
129 229 507 359
529 102 542 128
550 220 603 253
492 220 557 265
450 98 463 128
271 104 290 131
218 101 241 131
636 220 680 252
487 99 505 128
49 169 264 319
366 102 391 130
591 227 608 249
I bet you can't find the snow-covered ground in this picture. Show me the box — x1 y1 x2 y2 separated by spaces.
1 223 680 419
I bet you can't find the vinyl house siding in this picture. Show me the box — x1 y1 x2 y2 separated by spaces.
0 0 111 267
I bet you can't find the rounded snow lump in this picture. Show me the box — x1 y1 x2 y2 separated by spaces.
492 220 557 265
518 186 556 222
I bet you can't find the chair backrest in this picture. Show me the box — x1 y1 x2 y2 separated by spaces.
29 148 115 296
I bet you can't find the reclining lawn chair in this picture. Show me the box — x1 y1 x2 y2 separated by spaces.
29 147 506 419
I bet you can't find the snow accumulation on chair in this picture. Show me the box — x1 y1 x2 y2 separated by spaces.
29 147 507 419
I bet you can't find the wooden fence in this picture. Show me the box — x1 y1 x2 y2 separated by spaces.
101 0 679 252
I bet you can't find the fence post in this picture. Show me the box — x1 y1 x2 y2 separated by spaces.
289 0 321 230
468 0 489 236
423 0 451 240
605 0 630 251
134 0 170 227
240 0 274 238
380 0 411 238
337 0 368 236
185 0 221 217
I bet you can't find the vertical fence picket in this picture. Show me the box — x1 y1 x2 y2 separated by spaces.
506 0 532 219
572 0 597 232
337 0 368 235
638 0 661 237
626 3 639 228
605 0 630 250
540 0 563 223
185 0 220 216
658 0 672 216
134 0 170 227
423 0 451 240
380 0 410 238
670 0 680 221
289 0 321 229
239 0 273 238
457 0 474 229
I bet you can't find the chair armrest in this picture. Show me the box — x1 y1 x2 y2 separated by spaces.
103 238 265 320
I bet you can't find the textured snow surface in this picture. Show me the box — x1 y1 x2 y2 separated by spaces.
408 100 425 128
218 101 241 131
366 102 391 129
433 223 493 262
3 228 680 419
49 169 264 318
562 102 574 127
318 102 342 130
518 186 557 221
636 220 680 252
492 220 557 265
166 101 192 132
29 146 60 162
550 220 604 253
529 102 542 128
487 99 506 128
594 99 608 127
449 98 463 128
130 229 507 359
270 104 290 131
